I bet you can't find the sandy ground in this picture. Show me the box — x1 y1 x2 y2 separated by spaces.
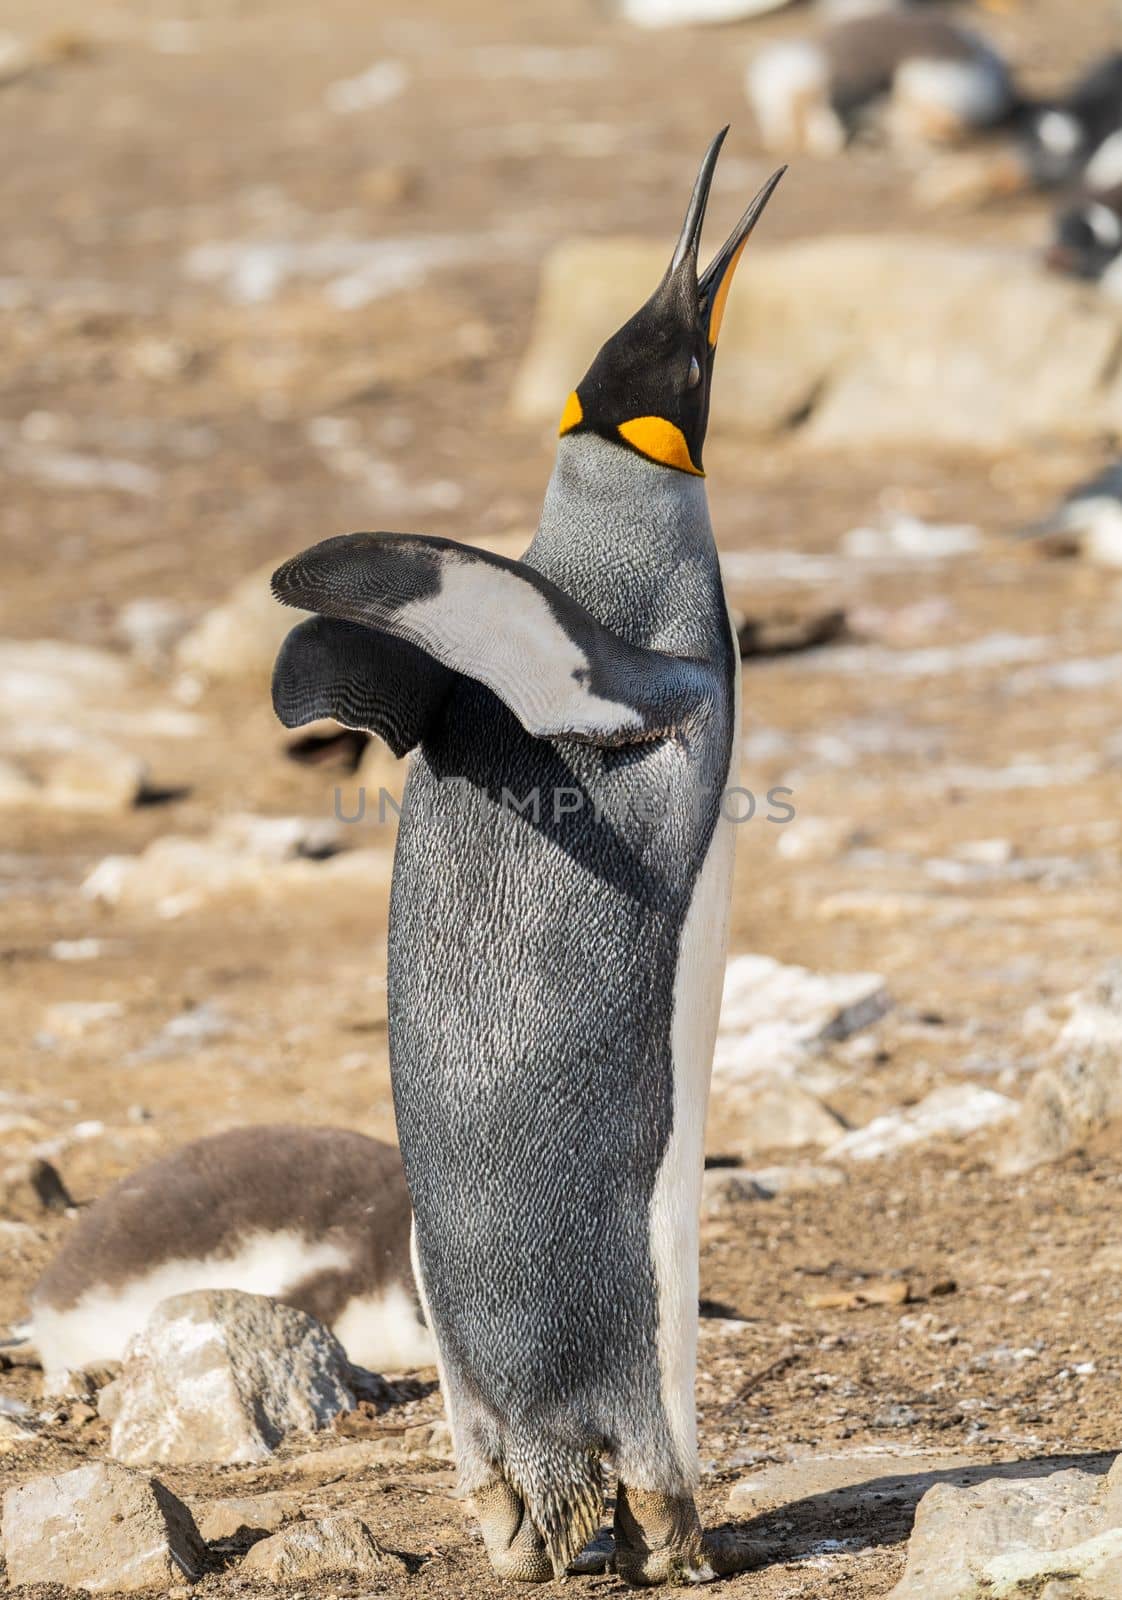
3 0 1122 1595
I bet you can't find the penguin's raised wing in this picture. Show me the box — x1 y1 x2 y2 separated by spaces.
272 532 715 747
273 615 453 758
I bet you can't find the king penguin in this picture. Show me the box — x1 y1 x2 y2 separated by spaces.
270 132 783 1585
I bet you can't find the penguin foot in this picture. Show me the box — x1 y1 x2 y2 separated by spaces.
612 1485 714 1586
471 1478 553 1583
567 1528 614 1576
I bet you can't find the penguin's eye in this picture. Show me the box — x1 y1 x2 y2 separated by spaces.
686 355 701 390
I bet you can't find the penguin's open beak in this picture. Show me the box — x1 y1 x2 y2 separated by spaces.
699 166 786 349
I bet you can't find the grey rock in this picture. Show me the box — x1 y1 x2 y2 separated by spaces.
890 1463 1122 1599
1002 967 1122 1173
714 953 891 1085
239 1513 404 1580
0 1412 37 1452
727 1449 985 1518
190 1490 298 1543
701 1162 846 1216
709 1080 846 1161
101 1289 355 1465
826 1085 1017 1163
2 1461 205 1591
281 1420 455 1475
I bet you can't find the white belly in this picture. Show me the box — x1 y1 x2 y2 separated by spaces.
646 627 739 1486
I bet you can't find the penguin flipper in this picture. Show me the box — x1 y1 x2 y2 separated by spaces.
272 532 716 746
272 615 453 758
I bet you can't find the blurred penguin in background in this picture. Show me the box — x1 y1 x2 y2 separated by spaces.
1016 53 1122 191
1048 182 1122 290
1020 459 1122 568
747 9 1017 156
918 50 1122 210
612 0 1011 26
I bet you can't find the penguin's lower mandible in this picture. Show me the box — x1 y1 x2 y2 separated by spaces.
271 130 784 1584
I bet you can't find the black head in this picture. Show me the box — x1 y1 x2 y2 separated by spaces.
559 131 784 478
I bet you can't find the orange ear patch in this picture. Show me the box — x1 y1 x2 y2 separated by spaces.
617 416 704 476
558 390 583 436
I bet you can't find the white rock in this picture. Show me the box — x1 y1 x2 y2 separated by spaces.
775 816 852 861
889 1463 1119 1599
714 953 890 1083
826 1085 1017 1163
1002 967 1122 1173
82 817 388 917
175 561 303 682
325 60 408 114
953 838 1015 866
749 1162 847 1196
796 634 1049 681
43 742 146 812
1 1461 205 1591
50 938 105 961
0 639 130 717
41 1001 124 1040
728 1448 984 1518
710 1080 845 1159
100 1289 355 1466
240 1512 404 1580
210 812 342 861
842 515 980 561
702 1161 845 1216
1001 1052 1121 1174
131 1002 231 1061
1058 967 1122 1053
613 0 794 21
115 598 191 665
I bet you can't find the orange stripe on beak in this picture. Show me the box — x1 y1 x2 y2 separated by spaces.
699 166 786 349
705 233 749 349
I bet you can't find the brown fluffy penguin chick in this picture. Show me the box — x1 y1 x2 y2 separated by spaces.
28 1124 434 1392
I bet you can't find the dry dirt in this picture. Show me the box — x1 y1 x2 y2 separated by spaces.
3 1 1122 1596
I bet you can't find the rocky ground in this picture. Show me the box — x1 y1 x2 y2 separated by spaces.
4 0 1122 1595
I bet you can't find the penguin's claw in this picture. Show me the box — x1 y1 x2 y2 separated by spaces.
611 1485 714 1587
471 1479 553 1583
567 1529 614 1576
